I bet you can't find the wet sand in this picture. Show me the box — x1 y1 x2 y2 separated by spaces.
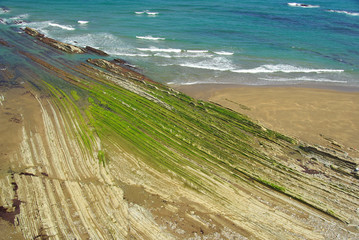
174 84 359 158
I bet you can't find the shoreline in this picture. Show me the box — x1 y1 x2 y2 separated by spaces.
172 83 359 158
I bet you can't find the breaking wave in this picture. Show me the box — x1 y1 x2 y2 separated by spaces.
48 23 75 31
136 36 165 40
326 10 359 17
231 64 344 73
78 20 89 24
259 76 347 83
135 10 159 15
137 47 182 53
167 57 236 71
214 51 234 56
288 3 320 8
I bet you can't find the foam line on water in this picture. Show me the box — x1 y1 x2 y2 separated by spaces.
135 10 159 15
48 23 75 31
171 57 236 71
137 47 182 53
214 51 234 56
260 76 347 83
136 36 165 40
187 50 209 53
326 10 359 17
168 81 233 85
288 3 320 8
231 64 344 73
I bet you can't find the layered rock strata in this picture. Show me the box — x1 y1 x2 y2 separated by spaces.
0 26 358 239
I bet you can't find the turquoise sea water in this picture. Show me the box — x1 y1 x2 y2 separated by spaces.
1 0 359 86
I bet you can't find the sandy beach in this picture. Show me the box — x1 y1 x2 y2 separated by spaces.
174 84 359 158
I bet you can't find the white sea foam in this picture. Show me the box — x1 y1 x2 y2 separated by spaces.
1 14 29 25
231 64 344 73
135 10 159 15
326 10 359 17
214 51 234 56
153 52 213 58
260 76 347 83
146 11 159 15
154 53 172 58
78 20 89 24
176 57 236 71
288 3 320 8
20 20 52 35
137 47 182 53
117 53 151 57
62 32 137 58
168 81 232 86
186 50 208 53
0 7 10 14
48 23 75 31
136 35 165 40
9 14 29 20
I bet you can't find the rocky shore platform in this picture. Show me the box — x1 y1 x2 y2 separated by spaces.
0 27 358 239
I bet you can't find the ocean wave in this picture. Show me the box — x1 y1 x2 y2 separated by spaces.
137 47 182 53
0 7 10 14
48 23 75 31
326 10 359 17
78 20 89 24
288 3 320 8
136 48 215 58
22 21 77 33
1 14 29 25
214 51 234 56
154 53 172 58
146 11 159 15
9 14 29 20
231 64 344 73
167 81 232 86
19 20 52 35
174 57 236 71
135 10 159 16
187 50 209 53
260 76 347 83
153 52 213 58
62 33 133 56
136 35 165 40
116 53 151 57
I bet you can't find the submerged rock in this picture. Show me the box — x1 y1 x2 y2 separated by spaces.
0 6 10 13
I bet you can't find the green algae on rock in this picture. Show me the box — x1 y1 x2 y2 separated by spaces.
0 25 358 239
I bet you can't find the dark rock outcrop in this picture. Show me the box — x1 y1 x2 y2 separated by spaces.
113 58 140 72
24 27 86 54
24 27 44 38
87 58 157 84
85 46 109 56
24 27 113 56
299 144 358 176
